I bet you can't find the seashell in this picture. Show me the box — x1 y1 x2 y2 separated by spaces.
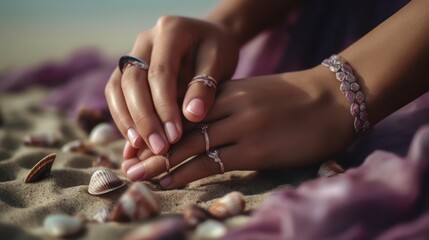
88 123 120 145
43 214 83 237
317 160 345 177
88 169 126 195
208 191 245 219
92 207 111 223
122 217 186 240
224 215 251 229
183 204 213 228
61 140 96 155
110 182 160 222
92 155 116 169
23 133 60 148
194 220 227 239
77 108 106 134
25 153 56 183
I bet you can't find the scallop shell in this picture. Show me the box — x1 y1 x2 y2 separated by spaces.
25 153 56 183
110 182 160 222
317 160 345 177
208 191 245 219
23 133 60 147
183 204 213 228
88 123 120 145
88 170 126 195
43 214 83 237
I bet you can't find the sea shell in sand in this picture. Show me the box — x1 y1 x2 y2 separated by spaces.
110 182 160 222
183 204 213 228
122 217 186 240
25 153 56 183
194 219 227 239
23 133 60 148
61 140 95 155
318 160 345 177
43 214 83 237
92 155 116 169
88 169 126 195
88 123 120 145
92 207 111 223
208 191 245 219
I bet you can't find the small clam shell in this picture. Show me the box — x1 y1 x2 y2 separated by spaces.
194 220 227 239
110 182 160 222
88 123 120 145
92 155 116 169
208 191 245 219
122 217 186 240
88 170 126 195
25 153 56 183
23 133 60 148
92 207 111 223
183 204 213 228
61 140 95 155
318 160 345 177
43 214 83 237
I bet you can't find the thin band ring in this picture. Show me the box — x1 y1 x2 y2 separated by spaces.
119 55 149 73
197 124 210 152
207 148 224 175
163 149 172 173
188 75 217 90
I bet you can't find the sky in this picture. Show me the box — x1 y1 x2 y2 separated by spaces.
0 0 217 70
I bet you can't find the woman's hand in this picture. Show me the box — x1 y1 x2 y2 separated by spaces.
105 16 239 155
122 66 357 188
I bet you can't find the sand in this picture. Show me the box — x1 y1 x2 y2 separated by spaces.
0 87 316 239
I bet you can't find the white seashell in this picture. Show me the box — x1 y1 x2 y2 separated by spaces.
122 217 186 240
92 207 111 223
224 215 251 229
318 160 345 177
88 170 126 195
88 123 120 145
195 220 227 239
208 191 245 219
110 182 160 222
43 214 83 237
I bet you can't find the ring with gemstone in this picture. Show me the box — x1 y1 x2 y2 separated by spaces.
188 75 217 90
207 148 224 174
119 55 149 73
197 124 210 152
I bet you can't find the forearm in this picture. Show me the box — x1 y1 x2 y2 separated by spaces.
318 0 429 126
205 0 299 46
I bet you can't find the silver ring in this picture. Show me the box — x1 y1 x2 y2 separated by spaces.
197 124 210 152
207 148 224 174
163 149 172 173
119 55 149 73
188 75 217 90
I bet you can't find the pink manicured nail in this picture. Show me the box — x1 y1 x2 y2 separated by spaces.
160 175 172 189
148 133 166 154
121 158 140 173
127 128 142 148
165 122 179 143
127 162 146 181
186 98 204 117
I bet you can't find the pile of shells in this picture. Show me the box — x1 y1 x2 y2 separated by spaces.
318 160 345 177
43 214 84 238
88 169 126 195
25 153 56 183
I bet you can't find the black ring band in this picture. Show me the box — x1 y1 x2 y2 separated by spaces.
118 55 149 73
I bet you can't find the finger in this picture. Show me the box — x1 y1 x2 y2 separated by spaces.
122 58 169 155
123 141 139 160
137 147 155 161
126 116 238 181
182 39 225 122
159 145 237 189
105 68 144 147
147 27 189 144
121 158 141 174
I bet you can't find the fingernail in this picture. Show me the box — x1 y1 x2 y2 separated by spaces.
165 122 179 143
148 133 166 154
186 98 205 117
127 163 146 181
160 175 172 189
127 128 142 148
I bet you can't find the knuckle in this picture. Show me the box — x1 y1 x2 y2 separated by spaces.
154 100 173 118
148 64 167 81
156 15 183 30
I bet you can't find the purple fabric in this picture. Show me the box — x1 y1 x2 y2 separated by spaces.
225 125 429 240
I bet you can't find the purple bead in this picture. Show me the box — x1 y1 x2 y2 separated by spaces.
360 103 367 111
350 103 360 117
362 120 370 130
350 82 360 91
354 118 363 132
342 64 353 74
359 111 368 121
322 59 331 67
345 74 356 82
329 64 341 72
355 91 365 103
340 82 351 93
336 72 346 82
345 91 356 102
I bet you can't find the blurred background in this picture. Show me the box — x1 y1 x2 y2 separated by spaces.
0 0 217 71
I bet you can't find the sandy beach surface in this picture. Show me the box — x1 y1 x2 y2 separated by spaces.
0 87 316 239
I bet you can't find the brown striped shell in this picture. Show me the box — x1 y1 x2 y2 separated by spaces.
88 170 126 195
25 153 56 183
318 160 345 177
208 191 245 219
110 182 160 222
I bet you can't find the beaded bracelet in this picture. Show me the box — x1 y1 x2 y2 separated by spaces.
321 54 371 134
